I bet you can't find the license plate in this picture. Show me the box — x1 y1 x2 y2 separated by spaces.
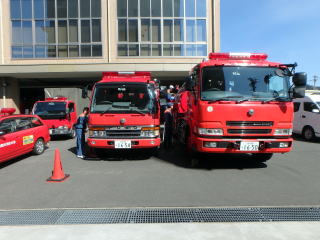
240 142 259 151
114 140 132 149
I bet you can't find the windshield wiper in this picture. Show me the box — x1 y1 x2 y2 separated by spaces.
262 97 290 103
129 108 146 115
207 96 243 103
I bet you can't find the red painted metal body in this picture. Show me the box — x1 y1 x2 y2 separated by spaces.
88 72 161 150
174 53 295 156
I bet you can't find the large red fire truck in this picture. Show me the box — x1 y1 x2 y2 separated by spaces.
86 72 161 154
32 97 77 138
173 52 306 164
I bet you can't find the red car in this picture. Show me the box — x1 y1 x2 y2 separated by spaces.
0 108 50 163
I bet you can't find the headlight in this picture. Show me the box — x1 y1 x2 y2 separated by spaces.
274 129 292 136
58 126 68 129
89 128 106 137
198 128 223 136
141 127 160 137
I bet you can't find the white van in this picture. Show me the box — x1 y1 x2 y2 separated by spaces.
293 90 320 140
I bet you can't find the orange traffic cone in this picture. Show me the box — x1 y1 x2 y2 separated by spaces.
47 149 70 182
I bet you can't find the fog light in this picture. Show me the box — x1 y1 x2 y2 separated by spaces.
279 142 289 148
204 141 217 148
151 141 155 145
91 141 96 145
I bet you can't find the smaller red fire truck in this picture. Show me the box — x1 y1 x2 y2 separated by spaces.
86 72 161 154
32 97 77 138
0 108 50 163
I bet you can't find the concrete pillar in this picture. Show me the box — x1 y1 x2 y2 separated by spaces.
0 78 20 113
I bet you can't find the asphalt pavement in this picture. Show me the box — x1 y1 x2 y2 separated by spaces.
0 136 320 210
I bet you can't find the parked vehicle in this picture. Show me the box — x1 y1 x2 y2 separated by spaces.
0 108 50 163
86 72 161 154
173 52 306 165
32 97 77 138
293 90 320 141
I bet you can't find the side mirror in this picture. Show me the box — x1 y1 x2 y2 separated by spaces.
0 130 6 136
185 76 195 91
312 109 320 113
82 86 88 99
293 72 307 86
292 87 306 98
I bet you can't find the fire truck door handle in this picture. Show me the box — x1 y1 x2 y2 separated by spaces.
302 115 306 118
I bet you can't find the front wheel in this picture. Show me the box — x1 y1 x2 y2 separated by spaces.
303 127 315 141
69 127 76 139
33 138 45 155
251 153 273 162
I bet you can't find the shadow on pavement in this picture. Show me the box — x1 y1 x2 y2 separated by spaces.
0 153 32 169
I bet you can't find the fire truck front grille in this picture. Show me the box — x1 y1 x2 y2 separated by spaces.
106 130 141 138
228 129 272 134
226 121 274 127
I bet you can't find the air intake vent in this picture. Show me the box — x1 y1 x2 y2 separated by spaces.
227 121 273 126
228 129 272 134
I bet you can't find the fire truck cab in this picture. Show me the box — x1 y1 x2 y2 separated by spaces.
87 72 161 154
174 52 306 165
32 97 77 138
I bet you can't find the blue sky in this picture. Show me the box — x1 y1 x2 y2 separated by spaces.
220 0 320 86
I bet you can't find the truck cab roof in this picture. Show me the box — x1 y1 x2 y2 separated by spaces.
99 72 151 84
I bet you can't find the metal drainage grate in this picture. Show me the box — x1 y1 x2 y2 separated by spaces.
0 207 320 226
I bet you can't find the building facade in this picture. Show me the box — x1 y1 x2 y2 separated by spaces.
0 0 220 112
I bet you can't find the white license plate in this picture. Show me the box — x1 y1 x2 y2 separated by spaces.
114 140 132 149
240 142 259 151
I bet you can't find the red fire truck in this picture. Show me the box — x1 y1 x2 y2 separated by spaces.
86 72 161 154
173 52 306 165
32 97 77 138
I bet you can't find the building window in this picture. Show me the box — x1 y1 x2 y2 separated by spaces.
117 0 208 57
10 0 102 59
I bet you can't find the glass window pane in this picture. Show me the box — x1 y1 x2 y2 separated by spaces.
140 0 150 17
91 0 101 17
128 0 138 17
141 44 151 56
129 44 139 56
35 45 46 57
10 0 21 19
23 46 33 58
196 0 206 17
45 20 55 44
174 44 184 56
186 44 196 56
118 19 127 41
58 20 68 43
163 44 173 56
45 0 55 18
22 21 32 44
163 0 173 17
80 0 90 17
81 20 91 43
163 20 173 42
152 20 160 42
35 20 46 43
12 46 23 58
47 45 56 57
117 0 127 17
151 0 161 17
152 44 161 56
69 45 79 57
34 0 44 19
186 20 195 42
196 44 207 56
141 19 150 41
68 0 78 18
81 45 91 56
57 0 67 18
129 20 138 42
22 0 32 19
92 45 102 56
58 45 68 57
92 19 101 42
174 0 184 17
185 0 195 17
174 19 184 41
12 21 22 45
118 44 128 56
197 20 206 41
69 20 78 42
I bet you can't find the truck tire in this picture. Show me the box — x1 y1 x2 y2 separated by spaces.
33 138 45 155
183 130 199 168
69 127 76 139
302 126 315 141
251 153 273 162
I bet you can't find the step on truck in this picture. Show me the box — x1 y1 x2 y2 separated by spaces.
32 97 77 138
86 72 161 155
173 52 306 164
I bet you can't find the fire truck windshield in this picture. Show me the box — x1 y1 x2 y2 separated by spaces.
201 66 290 102
91 83 156 114
34 102 67 119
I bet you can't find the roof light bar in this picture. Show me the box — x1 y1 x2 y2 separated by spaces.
0 108 16 115
208 52 268 60
102 72 151 77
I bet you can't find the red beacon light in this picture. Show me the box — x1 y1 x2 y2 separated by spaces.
0 108 16 116
208 52 268 60
45 97 67 101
